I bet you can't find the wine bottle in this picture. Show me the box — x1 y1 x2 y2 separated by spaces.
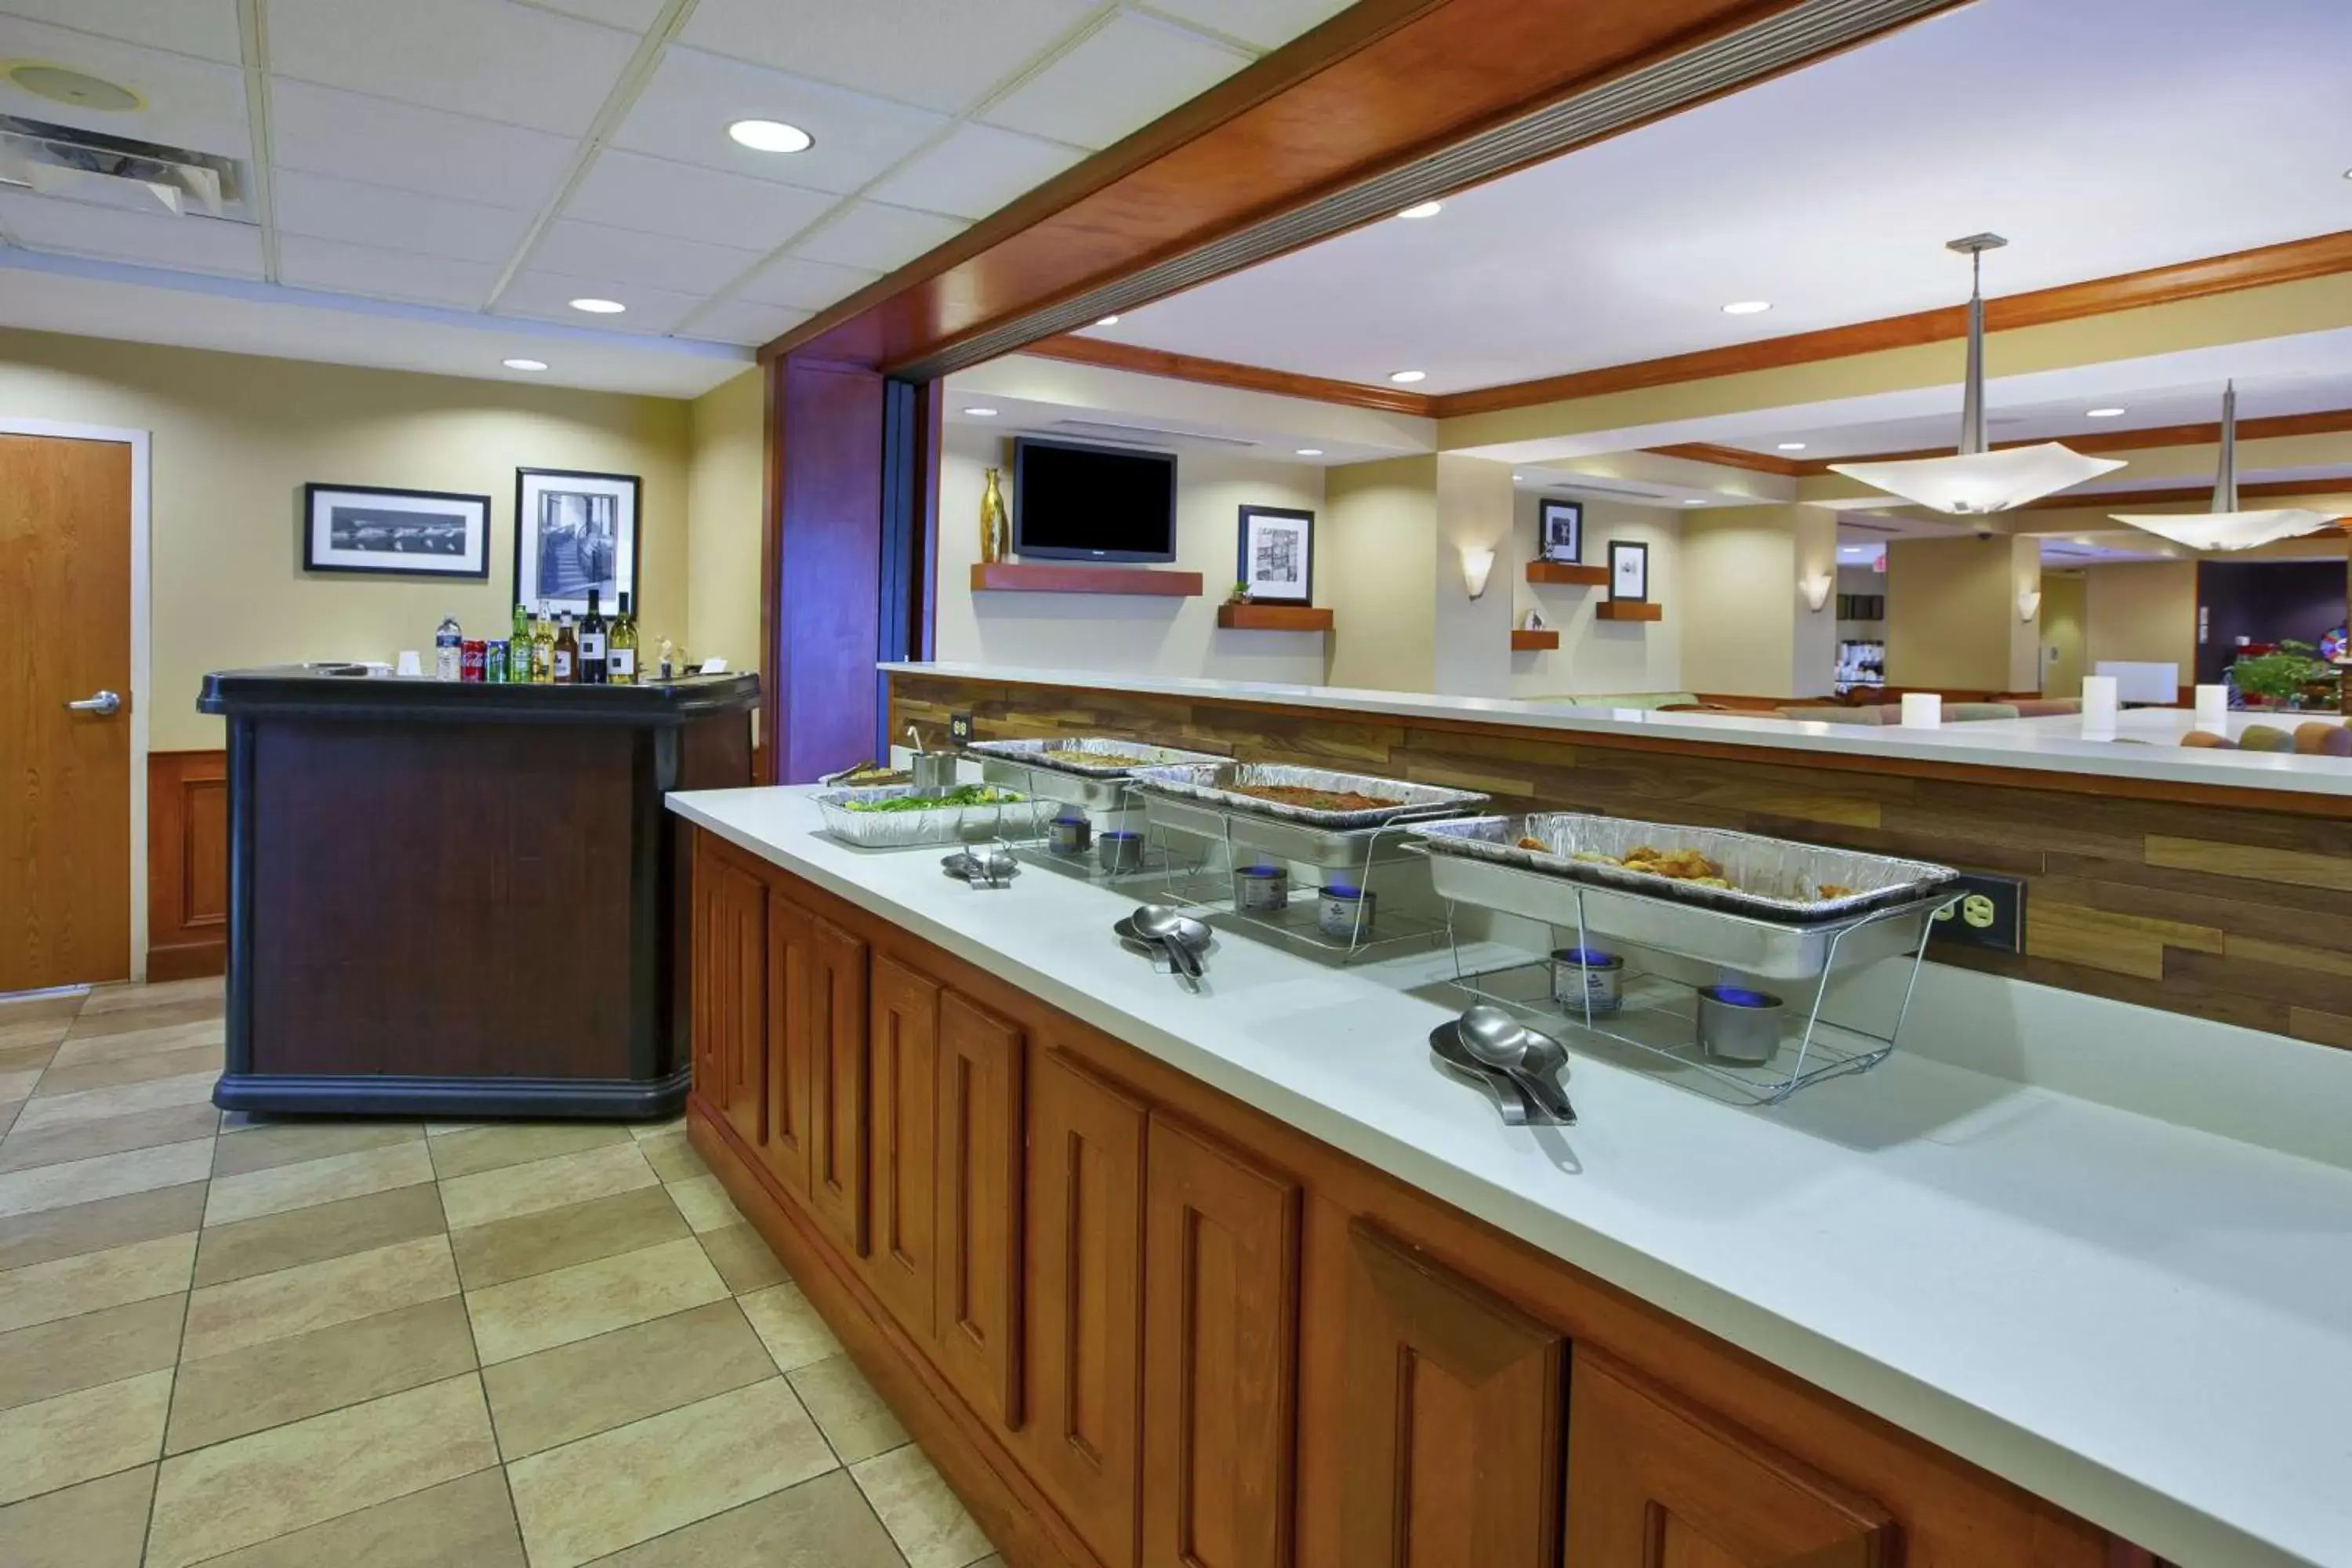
529 601 554 684
579 588 608 686
608 591 637 685
553 610 578 684
509 601 532 684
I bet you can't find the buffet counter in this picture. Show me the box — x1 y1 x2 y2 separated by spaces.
670 783 2352 1568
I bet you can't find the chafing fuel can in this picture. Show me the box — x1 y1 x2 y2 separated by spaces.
1548 946 1624 1015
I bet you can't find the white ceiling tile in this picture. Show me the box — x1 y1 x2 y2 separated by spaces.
677 296 809 349
271 82 577 211
564 148 838 250
521 0 669 32
866 122 1083 223
1141 0 1352 51
679 0 1095 114
0 16 250 157
273 169 533 263
787 200 964 274
0 0 243 64
0 190 262 276
736 253 879 313
277 233 500 308
607 45 946 195
267 0 637 136
495 269 705 335
981 11 1250 151
532 217 764 294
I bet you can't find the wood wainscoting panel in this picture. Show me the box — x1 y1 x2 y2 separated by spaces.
936 989 1029 1436
868 953 943 1340
889 673 2352 1049
147 749 228 981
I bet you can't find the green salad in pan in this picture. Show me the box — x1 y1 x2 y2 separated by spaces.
839 784 1023 813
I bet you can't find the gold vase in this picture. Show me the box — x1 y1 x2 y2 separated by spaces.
979 466 1008 563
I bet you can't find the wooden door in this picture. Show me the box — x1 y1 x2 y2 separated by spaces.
691 843 767 1145
1566 1349 1896 1568
1142 1115 1301 1568
807 914 872 1258
935 989 1025 1432
1 433 132 991
866 953 940 1334
1020 1046 1149 1568
1341 1221 1565 1568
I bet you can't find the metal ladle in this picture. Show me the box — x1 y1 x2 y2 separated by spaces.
1131 904 1205 982
1457 1005 1577 1123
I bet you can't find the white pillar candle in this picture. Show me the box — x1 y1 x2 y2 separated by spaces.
2082 675 2120 734
2194 684 2229 728
1900 692 1942 728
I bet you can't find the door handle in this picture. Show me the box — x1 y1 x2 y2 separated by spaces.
64 689 122 716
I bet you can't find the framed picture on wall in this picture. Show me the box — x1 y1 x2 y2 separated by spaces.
1537 498 1583 563
1607 539 1650 602
301 483 492 579
1237 504 1315 604
514 468 641 617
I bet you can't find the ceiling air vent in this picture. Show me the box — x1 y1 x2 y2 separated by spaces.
0 114 244 218
1049 418 1260 449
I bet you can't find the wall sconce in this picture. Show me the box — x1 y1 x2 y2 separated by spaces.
1461 546 1496 599
1800 573 1832 613
2017 587 2042 622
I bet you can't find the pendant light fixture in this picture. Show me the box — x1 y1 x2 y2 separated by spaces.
1830 234 2126 514
2109 383 2336 551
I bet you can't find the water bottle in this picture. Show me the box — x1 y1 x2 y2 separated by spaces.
434 615 463 681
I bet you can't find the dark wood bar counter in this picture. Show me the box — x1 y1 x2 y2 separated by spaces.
200 665 758 1119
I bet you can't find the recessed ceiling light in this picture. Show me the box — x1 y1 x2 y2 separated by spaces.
1295 448 1323 456
5 63 143 111
728 119 812 154
962 406 998 417
568 297 625 314
503 358 548 371
1397 201 1443 220
1683 498 1708 506
1094 314 1120 327
2072 536 2092 546
1722 300 1772 315
1776 441 1807 451
1511 472 1524 481
1388 369 1426 383
2085 407 2127 418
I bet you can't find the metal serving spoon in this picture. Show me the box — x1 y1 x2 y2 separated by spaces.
1131 904 1206 981
1457 1005 1577 1124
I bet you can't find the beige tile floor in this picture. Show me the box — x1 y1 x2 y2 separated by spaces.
0 978 1004 1568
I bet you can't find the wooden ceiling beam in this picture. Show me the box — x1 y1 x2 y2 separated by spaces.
1016 336 1436 416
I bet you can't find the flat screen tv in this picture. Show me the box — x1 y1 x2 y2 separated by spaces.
1011 437 1178 563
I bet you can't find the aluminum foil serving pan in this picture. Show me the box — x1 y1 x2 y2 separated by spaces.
965 737 1229 779
815 786 1056 850
1128 761 1488 832
1415 813 1958 925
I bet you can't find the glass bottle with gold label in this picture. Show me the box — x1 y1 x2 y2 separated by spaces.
978 466 1008 563
529 601 555 684
608 591 638 684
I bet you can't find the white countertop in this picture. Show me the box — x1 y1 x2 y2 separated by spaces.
670 785 2352 1568
883 661 2352 800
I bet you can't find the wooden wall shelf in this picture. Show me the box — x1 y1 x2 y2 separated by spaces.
1525 561 1609 587
1511 629 1560 651
970 561 1203 597
1218 604 1332 632
1595 601 1663 622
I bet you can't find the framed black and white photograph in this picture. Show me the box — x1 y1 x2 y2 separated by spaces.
1537 498 1583 564
514 467 640 616
302 483 491 579
1607 539 1650 602
1237 504 1314 605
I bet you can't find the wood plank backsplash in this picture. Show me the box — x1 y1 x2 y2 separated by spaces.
891 674 2352 1051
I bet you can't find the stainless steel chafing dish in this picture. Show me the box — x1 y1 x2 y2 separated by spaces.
1129 761 1489 869
968 737 1229 811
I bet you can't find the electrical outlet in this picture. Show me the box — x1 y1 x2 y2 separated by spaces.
948 711 974 743
1928 871 2025 954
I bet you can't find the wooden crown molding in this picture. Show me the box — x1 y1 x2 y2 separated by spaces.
1780 407 2352 477
1434 228 2352 419
1018 336 1436 416
2010 476 2352 516
1644 441 1809 477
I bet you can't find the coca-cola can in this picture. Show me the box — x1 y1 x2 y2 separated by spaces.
460 639 488 682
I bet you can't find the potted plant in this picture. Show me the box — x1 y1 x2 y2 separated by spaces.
2231 639 2331 710
1225 580 1251 605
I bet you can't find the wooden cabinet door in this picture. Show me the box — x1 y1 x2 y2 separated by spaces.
693 847 767 1149
1018 1047 1149 1568
761 894 863 1201
806 914 871 1258
1566 1349 1896 1568
935 989 1025 1432
866 953 940 1335
1141 1115 1301 1568
1341 1221 1565 1568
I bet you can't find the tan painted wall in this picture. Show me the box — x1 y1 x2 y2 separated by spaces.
1432 455 1514 699
1674 505 1838 699
2084 560 2198 685
1508 495 1682 699
2039 571 2086 698
1322 456 1438 691
0 327 691 750
684 366 764 673
1885 535 2042 693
